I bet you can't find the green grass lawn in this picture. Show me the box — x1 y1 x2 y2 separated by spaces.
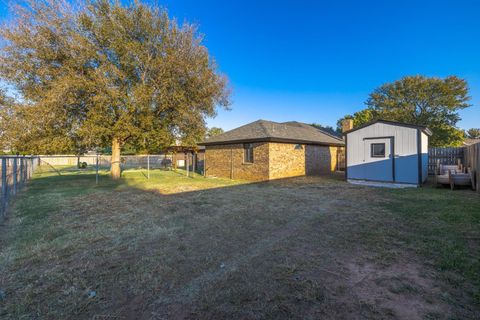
0 167 479 319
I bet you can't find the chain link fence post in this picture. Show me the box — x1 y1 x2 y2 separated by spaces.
96 153 99 185
147 154 150 179
1 158 7 216
13 158 17 195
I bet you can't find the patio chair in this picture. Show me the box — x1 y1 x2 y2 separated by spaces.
435 163 475 190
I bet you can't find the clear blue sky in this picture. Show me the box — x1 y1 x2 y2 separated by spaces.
1 0 479 130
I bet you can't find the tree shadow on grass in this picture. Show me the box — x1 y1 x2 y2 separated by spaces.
0 170 478 319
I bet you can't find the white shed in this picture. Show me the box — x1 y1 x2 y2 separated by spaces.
344 120 432 186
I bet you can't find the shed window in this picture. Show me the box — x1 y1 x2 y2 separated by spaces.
243 143 254 163
371 143 386 158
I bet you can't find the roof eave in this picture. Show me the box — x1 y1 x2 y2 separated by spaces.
343 119 432 136
199 137 345 147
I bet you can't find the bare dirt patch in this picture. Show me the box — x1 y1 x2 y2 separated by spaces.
345 259 449 319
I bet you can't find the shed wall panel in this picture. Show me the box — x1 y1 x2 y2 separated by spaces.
421 132 429 182
346 122 420 184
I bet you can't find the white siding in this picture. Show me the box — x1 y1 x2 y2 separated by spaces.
347 122 417 166
421 132 429 182
346 122 420 184
421 132 428 154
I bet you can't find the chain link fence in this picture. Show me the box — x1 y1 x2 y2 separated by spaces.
38 154 204 173
38 154 175 170
0 156 40 217
0 153 204 218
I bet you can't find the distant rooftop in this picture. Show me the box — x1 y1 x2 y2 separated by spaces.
464 138 480 146
199 120 345 146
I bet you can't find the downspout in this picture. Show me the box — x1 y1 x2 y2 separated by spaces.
204 148 207 177
230 147 234 180
344 135 348 180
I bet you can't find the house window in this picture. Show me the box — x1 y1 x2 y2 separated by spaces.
294 144 303 150
243 143 254 163
371 143 386 158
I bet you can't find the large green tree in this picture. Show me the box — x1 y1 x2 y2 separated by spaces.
338 76 471 147
0 0 230 178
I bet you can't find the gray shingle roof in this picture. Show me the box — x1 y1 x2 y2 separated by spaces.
199 120 345 146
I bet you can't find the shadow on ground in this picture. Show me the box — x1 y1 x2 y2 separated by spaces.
0 169 479 319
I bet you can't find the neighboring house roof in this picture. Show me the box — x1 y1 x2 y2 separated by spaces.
343 119 433 136
464 138 480 146
199 120 345 146
164 145 205 153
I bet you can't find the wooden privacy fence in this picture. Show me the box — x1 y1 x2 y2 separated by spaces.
464 143 480 192
336 148 345 171
428 147 464 175
0 156 40 217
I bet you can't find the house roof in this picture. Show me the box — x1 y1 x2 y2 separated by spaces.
464 138 480 146
343 119 433 136
199 120 345 146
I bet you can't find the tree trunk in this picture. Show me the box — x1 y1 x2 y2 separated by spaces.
111 138 121 179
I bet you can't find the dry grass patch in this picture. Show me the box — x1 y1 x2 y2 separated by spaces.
0 168 479 319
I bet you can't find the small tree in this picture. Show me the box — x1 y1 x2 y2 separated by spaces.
310 123 341 136
466 128 480 139
336 109 377 132
0 0 230 178
205 127 224 139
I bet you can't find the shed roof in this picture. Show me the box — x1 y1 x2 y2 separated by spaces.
343 119 433 136
199 120 345 146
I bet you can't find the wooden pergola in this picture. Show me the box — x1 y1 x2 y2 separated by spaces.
162 145 204 175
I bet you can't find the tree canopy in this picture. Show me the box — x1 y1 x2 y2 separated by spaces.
336 109 377 132
338 76 471 147
310 123 341 137
466 128 480 139
0 0 230 177
205 127 224 139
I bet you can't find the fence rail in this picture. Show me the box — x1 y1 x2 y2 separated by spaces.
0 156 40 217
428 147 464 175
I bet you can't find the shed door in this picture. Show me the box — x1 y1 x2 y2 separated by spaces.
363 138 394 182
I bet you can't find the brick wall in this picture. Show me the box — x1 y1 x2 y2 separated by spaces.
205 142 342 181
269 143 306 179
305 145 341 174
204 143 269 181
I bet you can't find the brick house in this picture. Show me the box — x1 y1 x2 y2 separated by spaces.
199 120 345 181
